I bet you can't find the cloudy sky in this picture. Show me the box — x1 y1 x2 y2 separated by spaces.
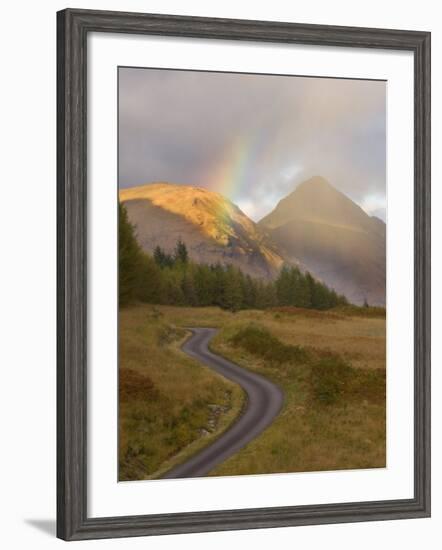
119 67 386 222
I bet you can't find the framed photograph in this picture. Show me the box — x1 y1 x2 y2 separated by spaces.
57 8 431 541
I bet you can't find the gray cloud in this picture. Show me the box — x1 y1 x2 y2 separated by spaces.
119 67 386 221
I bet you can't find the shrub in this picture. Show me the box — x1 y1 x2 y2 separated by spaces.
230 324 308 365
346 368 386 404
310 355 386 406
156 324 186 346
119 368 157 403
310 355 353 405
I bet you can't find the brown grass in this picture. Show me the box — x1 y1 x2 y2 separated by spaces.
119 303 386 479
270 306 346 320
118 304 244 481
119 368 157 402
333 304 386 318
210 323 385 476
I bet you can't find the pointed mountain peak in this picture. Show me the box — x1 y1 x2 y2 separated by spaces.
259 176 375 232
289 176 347 201
296 175 332 190
269 176 346 216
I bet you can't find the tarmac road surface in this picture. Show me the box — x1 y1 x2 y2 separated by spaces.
162 328 284 479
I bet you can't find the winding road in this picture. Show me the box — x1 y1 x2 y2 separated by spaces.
162 328 284 479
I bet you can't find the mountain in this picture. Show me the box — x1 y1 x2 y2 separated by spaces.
370 207 387 223
119 183 295 279
259 176 386 305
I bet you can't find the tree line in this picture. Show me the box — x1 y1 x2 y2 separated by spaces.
119 203 348 310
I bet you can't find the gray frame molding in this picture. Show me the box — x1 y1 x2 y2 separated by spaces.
57 8 431 541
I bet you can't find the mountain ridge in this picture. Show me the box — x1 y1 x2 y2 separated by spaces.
259 176 386 305
119 182 298 280
120 178 386 305
259 176 382 233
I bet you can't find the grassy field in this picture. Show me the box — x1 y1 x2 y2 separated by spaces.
119 304 386 479
118 305 244 481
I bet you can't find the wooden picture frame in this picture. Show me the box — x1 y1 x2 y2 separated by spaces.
57 8 431 541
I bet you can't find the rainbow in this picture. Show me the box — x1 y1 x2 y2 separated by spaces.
206 130 268 203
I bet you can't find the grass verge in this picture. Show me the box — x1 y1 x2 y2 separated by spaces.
118 305 244 481
209 321 385 476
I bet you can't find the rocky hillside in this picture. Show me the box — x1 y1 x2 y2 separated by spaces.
119 183 296 279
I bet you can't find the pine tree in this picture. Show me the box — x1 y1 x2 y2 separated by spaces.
182 269 197 306
154 245 174 268
119 228 351 311
137 254 163 304
297 272 312 308
211 263 226 308
311 280 329 310
276 266 293 305
288 267 303 307
119 203 143 306
153 245 165 266
221 266 243 312
174 238 189 264
194 264 213 306
242 274 257 308
256 281 277 309
163 269 185 305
